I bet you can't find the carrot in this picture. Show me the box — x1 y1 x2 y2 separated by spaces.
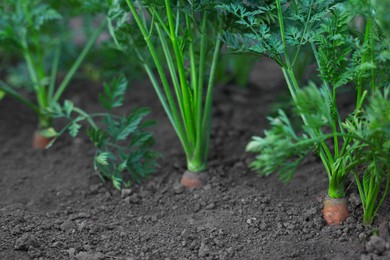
322 196 350 225
32 130 53 149
180 171 205 189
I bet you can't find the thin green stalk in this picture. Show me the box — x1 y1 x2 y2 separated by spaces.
155 24 185 121
281 68 297 101
175 1 180 36
186 14 197 104
276 0 291 67
142 63 190 157
354 171 366 205
0 80 39 114
195 13 208 151
199 35 222 161
48 44 61 100
21 1 48 112
72 106 97 128
21 39 40 91
332 88 339 158
341 158 366 175
372 170 390 221
126 0 190 155
148 8 170 35
164 0 196 147
53 20 106 102
22 0 45 82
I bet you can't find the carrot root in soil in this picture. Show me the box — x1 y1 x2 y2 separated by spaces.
32 131 53 149
322 196 350 225
180 171 206 189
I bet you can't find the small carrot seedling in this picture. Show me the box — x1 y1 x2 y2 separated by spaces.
0 0 106 148
47 76 159 190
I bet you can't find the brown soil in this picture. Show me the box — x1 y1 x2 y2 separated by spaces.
0 60 388 260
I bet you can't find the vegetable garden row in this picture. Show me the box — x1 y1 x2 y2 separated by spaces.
1 0 389 242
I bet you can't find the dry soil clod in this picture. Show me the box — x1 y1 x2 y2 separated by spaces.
180 171 206 189
322 196 350 225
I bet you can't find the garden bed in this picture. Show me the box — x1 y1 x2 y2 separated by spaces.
0 60 388 260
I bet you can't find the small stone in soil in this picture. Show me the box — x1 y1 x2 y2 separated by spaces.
60 220 76 231
121 188 133 198
173 183 184 194
366 236 386 254
203 184 212 191
67 248 76 258
193 203 201 212
198 242 210 257
359 233 367 241
205 203 215 210
14 234 38 251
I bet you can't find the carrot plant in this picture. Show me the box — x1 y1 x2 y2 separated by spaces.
108 0 225 187
220 0 390 224
345 89 390 225
342 0 390 225
0 0 106 148
47 76 159 190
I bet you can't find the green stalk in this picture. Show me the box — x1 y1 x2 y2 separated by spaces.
276 0 291 68
53 20 106 102
21 0 47 111
155 24 185 124
188 35 221 172
371 170 390 223
142 61 191 158
328 176 346 198
72 106 97 128
21 39 41 99
0 80 39 114
164 0 196 146
187 15 197 99
194 13 208 157
199 35 222 165
48 44 61 100
125 0 190 156
354 171 366 205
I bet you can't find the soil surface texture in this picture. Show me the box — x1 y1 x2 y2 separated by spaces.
1 60 389 260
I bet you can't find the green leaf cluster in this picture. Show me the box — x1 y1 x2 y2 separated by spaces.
224 0 390 222
88 107 158 190
46 76 159 190
246 110 315 183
